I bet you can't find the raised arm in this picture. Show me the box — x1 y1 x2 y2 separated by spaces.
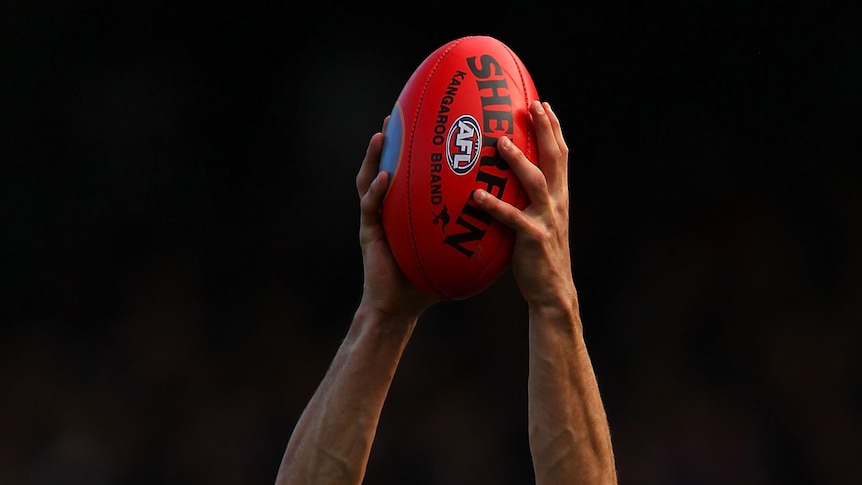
473 100 617 484
275 119 437 485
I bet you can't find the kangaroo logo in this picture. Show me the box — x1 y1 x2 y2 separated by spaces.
432 204 451 233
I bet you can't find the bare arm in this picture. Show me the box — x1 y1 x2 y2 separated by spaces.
527 293 615 484
474 101 617 484
275 121 437 485
275 305 416 484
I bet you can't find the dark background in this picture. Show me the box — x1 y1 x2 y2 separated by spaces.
2 1 860 484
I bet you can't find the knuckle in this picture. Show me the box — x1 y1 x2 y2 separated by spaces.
525 224 550 245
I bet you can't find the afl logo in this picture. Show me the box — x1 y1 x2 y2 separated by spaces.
445 114 482 175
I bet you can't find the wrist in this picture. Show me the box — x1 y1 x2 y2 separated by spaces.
527 286 583 336
353 300 420 341
526 284 579 316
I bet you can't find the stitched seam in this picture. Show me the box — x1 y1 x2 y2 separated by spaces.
408 38 467 300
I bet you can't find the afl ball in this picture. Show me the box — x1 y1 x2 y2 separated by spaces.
379 35 539 300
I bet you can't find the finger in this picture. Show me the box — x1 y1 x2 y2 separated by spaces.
543 102 567 157
529 100 565 193
542 102 569 184
497 135 550 210
472 188 530 232
357 131 386 198
360 171 389 229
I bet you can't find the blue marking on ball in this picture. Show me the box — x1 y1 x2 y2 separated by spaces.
379 103 404 182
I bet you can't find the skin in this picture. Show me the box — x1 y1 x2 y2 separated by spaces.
275 101 617 484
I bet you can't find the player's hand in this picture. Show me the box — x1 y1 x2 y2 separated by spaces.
473 101 577 309
356 117 439 320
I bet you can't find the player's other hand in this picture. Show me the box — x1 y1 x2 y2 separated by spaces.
356 116 439 320
473 101 577 310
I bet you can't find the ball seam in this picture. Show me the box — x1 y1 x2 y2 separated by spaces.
408 37 469 300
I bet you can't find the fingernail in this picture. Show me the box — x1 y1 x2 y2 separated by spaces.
472 189 485 202
499 136 511 148
533 100 544 114
375 171 389 188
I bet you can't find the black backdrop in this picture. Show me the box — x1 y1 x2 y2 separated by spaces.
2 1 860 484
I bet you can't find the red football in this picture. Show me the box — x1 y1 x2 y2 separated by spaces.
379 35 539 300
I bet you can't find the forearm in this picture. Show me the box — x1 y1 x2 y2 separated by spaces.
275 305 416 485
528 294 617 485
